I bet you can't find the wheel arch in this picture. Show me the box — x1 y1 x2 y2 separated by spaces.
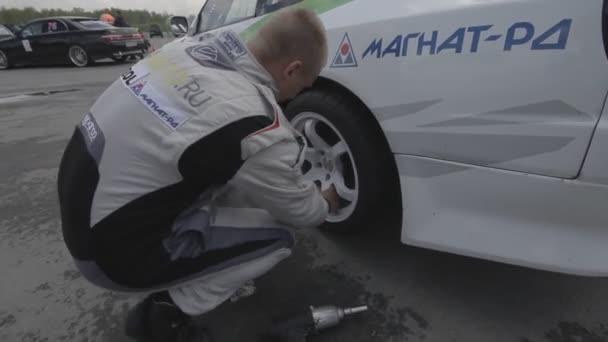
313 76 387 143
302 75 404 229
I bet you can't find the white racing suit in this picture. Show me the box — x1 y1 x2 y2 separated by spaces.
57 30 328 315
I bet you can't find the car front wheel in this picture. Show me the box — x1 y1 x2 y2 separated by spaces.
0 50 9 70
284 85 399 233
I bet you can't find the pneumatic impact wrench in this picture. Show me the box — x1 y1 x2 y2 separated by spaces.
263 305 368 342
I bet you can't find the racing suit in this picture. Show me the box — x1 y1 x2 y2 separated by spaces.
57 30 329 315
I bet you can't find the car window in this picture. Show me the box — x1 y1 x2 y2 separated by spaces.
72 19 114 29
198 0 258 33
42 20 67 34
20 22 43 37
257 0 304 15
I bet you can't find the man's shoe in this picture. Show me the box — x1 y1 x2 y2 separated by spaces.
125 292 211 342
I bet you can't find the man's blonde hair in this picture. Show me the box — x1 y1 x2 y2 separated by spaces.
249 7 328 72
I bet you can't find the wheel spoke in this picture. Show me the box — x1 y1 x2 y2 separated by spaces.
303 147 318 162
331 141 348 158
320 179 332 191
334 175 356 202
291 112 359 221
304 120 330 150
302 167 325 182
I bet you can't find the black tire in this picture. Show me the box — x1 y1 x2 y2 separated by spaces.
0 50 9 70
284 84 400 233
68 45 89 67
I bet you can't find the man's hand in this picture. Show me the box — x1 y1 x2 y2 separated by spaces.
321 184 340 214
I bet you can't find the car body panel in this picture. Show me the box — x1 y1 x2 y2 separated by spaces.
395 153 608 276
16 20 45 65
67 29 145 60
29 19 72 63
580 95 608 186
208 0 607 178
2 35 30 66
320 0 608 179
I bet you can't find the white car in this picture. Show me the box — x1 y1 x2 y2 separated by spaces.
168 0 608 276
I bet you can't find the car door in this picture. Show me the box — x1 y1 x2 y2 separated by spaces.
323 0 608 179
36 19 72 63
17 21 44 64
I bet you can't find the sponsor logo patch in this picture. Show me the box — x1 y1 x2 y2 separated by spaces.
175 79 212 108
137 93 182 129
217 31 247 60
186 43 235 70
331 33 358 68
81 113 98 142
121 67 190 130
121 68 149 86
130 81 147 95
189 44 219 62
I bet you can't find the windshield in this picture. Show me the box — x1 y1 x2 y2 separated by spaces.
198 0 258 32
197 0 305 33
72 19 114 29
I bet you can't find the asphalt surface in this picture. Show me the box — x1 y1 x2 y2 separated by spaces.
1 51 608 342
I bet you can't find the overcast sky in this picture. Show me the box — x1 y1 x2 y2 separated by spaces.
0 0 206 16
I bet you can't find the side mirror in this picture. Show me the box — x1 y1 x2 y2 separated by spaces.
169 16 189 37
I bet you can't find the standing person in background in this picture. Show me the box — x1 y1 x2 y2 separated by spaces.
113 10 129 27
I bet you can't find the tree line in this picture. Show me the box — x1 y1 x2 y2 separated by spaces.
0 7 174 32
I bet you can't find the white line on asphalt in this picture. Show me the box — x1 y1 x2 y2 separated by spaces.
0 94 35 104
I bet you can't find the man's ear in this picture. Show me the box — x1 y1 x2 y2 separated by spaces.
284 60 303 78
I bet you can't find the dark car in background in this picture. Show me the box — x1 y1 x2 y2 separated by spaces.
5 24 22 33
0 16 146 69
149 24 163 38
